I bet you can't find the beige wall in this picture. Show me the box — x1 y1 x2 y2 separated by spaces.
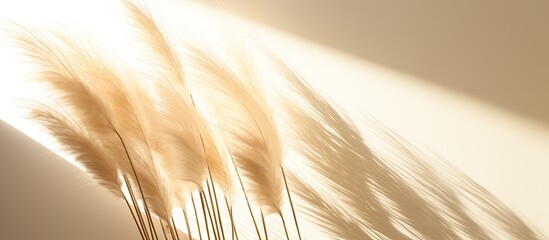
201 0 549 125
0 121 140 240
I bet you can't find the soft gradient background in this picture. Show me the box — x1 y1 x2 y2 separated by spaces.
1 0 548 239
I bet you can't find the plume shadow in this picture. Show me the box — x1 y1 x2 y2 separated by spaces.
272 53 547 240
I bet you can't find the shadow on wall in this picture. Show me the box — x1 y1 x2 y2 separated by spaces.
202 0 549 125
274 60 547 239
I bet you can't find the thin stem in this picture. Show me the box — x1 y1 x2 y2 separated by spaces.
199 190 212 240
191 194 204 240
278 211 290 240
281 167 301 240
261 211 269 240
171 217 180 240
123 188 146 240
224 197 238 240
205 182 220 239
149 213 159 240
167 218 177 240
199 133 225 240
209 178 226 240
124 175 150 240
206 180 224 240
115 130 158 239
160 217 169 240
229 153 262 240
202 190 219 240
182 208 193 240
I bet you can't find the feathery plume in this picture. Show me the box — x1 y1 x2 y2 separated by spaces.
124 0 234 200
154 79 207 196
188 46 284 215
12 27 136 178
30 106 122 197
123 0 184 83
73 49 174 222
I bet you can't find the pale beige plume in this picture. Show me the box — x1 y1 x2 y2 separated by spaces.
12 27 114 135
124 0 234 201
154 80 207 195
12 27 135 176
188 46 284 214
70 50 174 220
31 106 122 198
123 0 184 83
15 26 173 221
200 124 236 201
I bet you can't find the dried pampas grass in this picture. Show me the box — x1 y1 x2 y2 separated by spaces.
7 1 546 240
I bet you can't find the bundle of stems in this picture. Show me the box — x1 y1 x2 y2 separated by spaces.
13 1 301 239
10 1 547 239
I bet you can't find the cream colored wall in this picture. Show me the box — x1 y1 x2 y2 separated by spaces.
0 0 547 238
200 0 549 126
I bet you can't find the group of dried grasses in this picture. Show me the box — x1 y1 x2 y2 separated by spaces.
8 1 546 239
